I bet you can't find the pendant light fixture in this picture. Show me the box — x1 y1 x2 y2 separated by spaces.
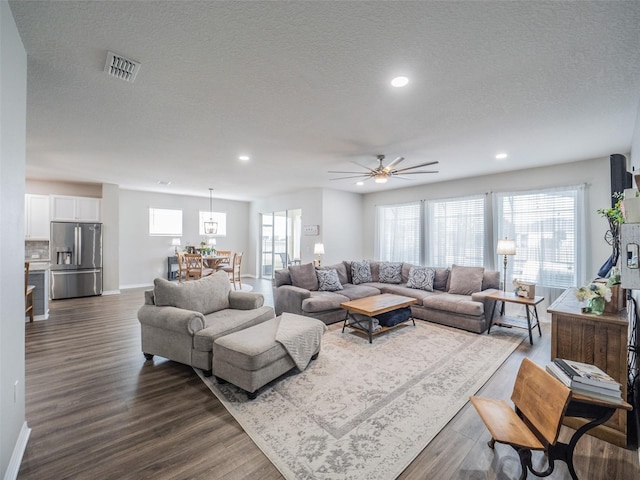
203 188 218 235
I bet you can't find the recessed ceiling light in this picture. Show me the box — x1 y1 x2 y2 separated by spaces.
239 155 250 161
495 153 508 160
356 181 364 186
391 76 409 88
157 180 171 186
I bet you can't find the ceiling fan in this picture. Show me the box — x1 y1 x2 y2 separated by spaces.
328 155 439 184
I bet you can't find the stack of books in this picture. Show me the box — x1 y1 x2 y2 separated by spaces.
546 358 622 404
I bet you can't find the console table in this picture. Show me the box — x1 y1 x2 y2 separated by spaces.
548 288 630 447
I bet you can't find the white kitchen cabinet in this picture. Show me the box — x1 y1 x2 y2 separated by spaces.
25 194 51 240
51 195 101 222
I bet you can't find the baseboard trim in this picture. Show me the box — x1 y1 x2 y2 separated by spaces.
119 283 153 290
102 290 121 296
5 421 31 480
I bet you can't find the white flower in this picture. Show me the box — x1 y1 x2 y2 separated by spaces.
575 283 612 302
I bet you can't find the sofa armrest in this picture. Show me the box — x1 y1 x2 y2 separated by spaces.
228 291 265 310
274 285 311 316
144 289 155 305
471 288 500 317
137 305 206 335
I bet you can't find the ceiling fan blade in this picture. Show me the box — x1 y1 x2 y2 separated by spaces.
328 170 374 174
385 156 405 170
393 160 439 173
391 170 439 175
351 161 378 173
330 174 372 180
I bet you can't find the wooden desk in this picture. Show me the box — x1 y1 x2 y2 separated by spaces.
548 288 630 447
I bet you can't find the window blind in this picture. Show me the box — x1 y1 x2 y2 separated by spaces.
376 202 421 263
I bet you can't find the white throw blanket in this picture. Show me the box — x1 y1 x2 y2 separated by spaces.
275 313 327 371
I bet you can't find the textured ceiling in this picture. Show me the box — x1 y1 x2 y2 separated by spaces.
9 1 640 201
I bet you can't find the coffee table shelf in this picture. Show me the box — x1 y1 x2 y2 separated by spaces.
340 293 417 343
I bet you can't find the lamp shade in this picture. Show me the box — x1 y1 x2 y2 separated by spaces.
207 238 217 246
171 238 181 247
313 243 325 255
496 238 516 255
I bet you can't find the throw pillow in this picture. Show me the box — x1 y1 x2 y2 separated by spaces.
406 266 436 291
316 268 343 291
289 262 319 291
318 262 349 285
153 272 231 315
351 260 372 285
447 264 485 295
379 262 403 283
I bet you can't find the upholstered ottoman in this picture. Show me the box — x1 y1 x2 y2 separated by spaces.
212 313 327 399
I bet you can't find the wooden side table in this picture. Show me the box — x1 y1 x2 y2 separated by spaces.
486 290 544 345
548 288 629 447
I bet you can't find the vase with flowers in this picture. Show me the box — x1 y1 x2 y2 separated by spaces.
575 282 612 315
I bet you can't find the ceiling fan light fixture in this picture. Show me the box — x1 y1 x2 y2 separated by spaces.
374 174 388 184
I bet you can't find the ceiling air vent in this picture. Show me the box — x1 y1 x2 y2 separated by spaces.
104 51 140 83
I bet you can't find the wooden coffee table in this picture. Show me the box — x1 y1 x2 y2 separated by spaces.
340 293 417 343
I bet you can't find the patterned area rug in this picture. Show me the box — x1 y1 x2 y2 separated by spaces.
197 320 525 480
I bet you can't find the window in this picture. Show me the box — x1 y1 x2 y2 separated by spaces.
376 202 421 264
149 208 182 236
428 195 485 267
494 186 584 289
199 211 227 236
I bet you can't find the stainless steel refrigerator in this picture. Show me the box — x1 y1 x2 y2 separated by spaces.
50 222 103 299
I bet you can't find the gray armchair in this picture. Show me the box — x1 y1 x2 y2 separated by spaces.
137 272 274 374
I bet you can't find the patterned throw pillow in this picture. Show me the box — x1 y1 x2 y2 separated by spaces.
351 260 372 285
379 262 403 283
316 269 343 291
406 266 436 291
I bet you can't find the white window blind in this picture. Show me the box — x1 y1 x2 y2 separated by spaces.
376 202 421 263
494 186 583 289
149 208 182 236
428 195 485 267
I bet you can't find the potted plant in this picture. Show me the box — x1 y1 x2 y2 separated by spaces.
596 193 623 277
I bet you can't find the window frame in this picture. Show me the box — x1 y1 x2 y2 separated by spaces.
148 207 183 237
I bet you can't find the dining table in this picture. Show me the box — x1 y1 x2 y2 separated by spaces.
203 254 231 270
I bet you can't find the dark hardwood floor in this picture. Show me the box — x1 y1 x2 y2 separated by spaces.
19 279 640 479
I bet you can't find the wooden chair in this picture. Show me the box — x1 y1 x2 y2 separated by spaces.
183 253 214 281
470 358 572 480
215 250 232 269
25 262 35 322
176 251 188 282
223 252 243 290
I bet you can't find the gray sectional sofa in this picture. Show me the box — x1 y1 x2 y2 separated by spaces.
273 261 500 334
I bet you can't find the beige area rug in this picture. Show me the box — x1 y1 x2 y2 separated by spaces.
197 320 525 480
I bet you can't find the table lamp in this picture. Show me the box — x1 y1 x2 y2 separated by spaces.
314 243 325 266
171 238 181 254
496 237 516 292
207 237 217 254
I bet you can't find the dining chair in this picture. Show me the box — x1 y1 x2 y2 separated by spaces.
215 250 232 269
223 252 243 290
176 251 188 282
184 253 214 280
25 262 35 322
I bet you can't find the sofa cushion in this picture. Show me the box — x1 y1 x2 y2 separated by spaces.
153 273 230 315
339 284 381 300
482 270 500 290
193 306 275 352
301 291 350 313
379 262 403 283
422 292 484 316
406 266 435 291
274 269 292 287
351 260 372 284
369 261 380 282
316 268 343 291
318 262 349 286
434 268 450 291
448 265 485 295
289 262 319 291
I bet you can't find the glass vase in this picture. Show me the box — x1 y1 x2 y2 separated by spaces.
587 297 605 315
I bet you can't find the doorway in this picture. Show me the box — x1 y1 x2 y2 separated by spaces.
260 209 301 278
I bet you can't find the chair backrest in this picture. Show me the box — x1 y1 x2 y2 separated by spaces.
511 358 571 446
278 252 289 268
183 253 204 278
216 250 232 258
233 252 243 271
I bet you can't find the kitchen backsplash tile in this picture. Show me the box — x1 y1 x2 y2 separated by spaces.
26 240 49 260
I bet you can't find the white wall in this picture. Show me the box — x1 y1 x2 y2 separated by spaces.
362 156 613 283
322 190 363 265
101 184 120 293
119 190 250 288
0 1 28 477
